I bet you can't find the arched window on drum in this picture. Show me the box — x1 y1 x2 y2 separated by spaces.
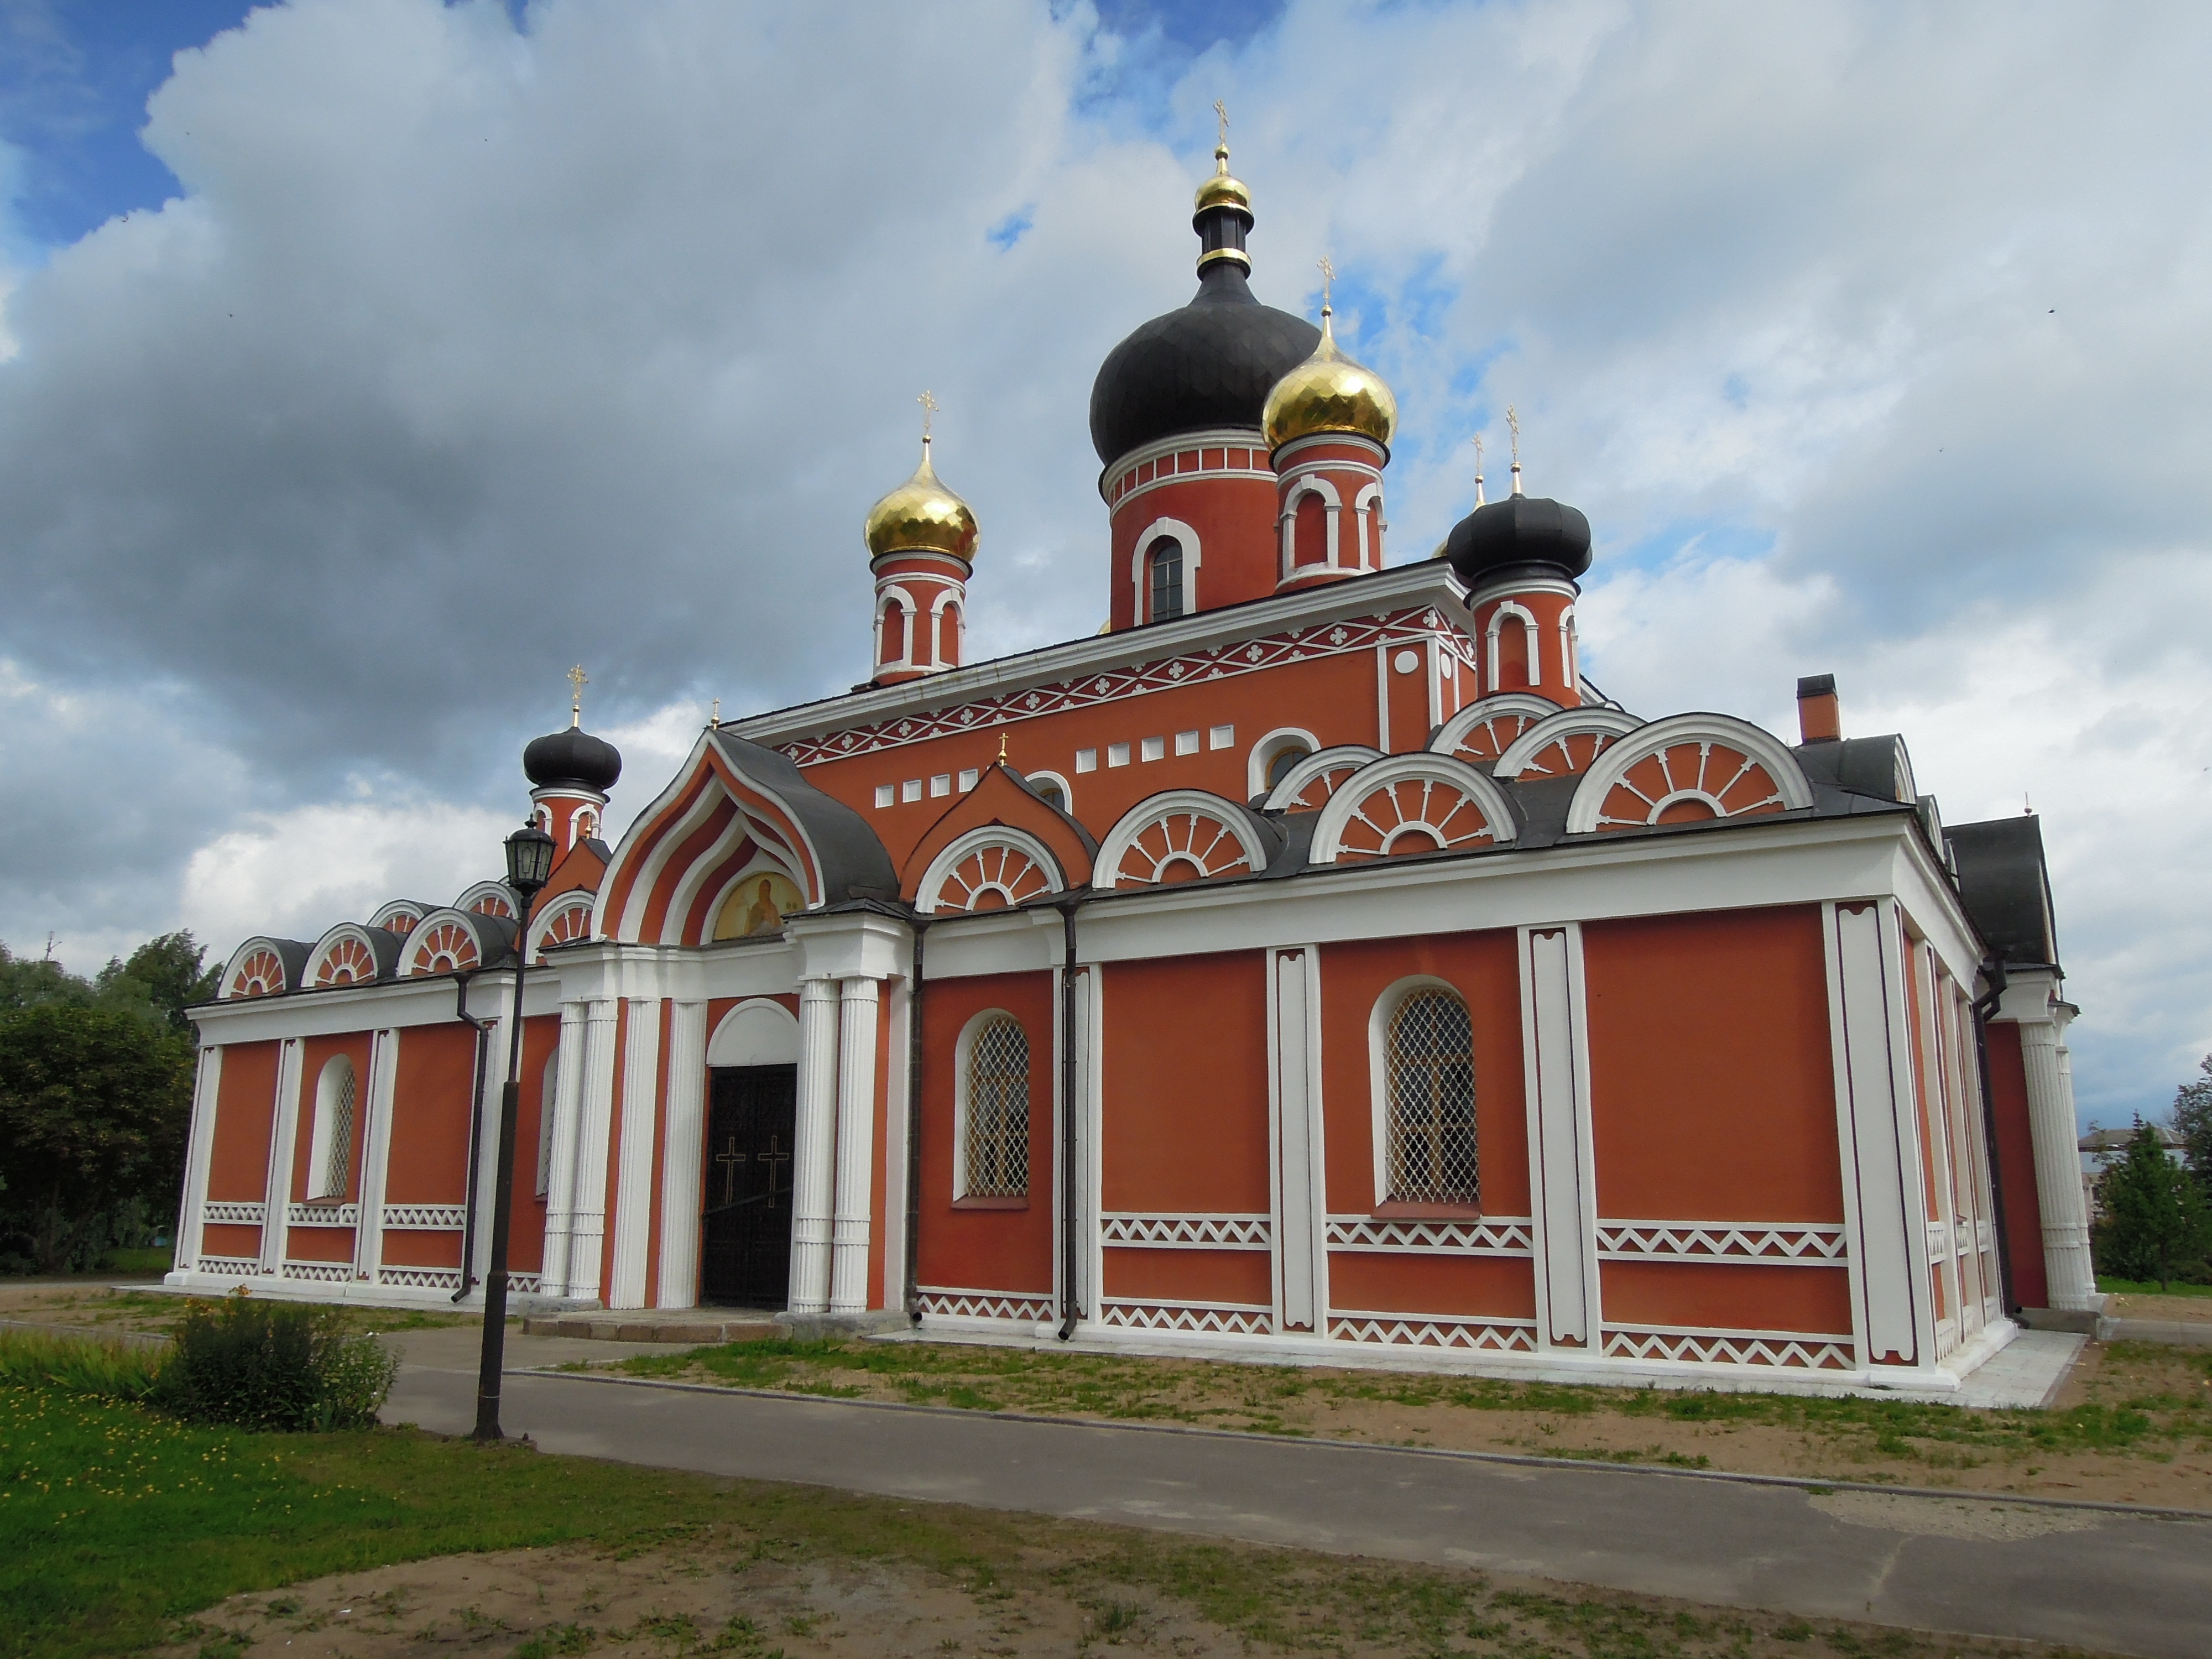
1383 989 1477 1206
958 1014 1030 1200
1147 536 1184 622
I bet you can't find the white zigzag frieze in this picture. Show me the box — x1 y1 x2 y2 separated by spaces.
280 1260 354 1282
1100 1213 1272 1249
1327 1313 1537 1351
286 1203 359 1227
508 1273 542 1295
1600 1326 1851 1370
382 1204 469 1230
780 609 1468 766
376 1266 464 1290
1594 1222 1848 1262
1100 1301 1272 1335
192 1255 260 1277
1324 1216 1533 1254
201 1201 267 1225
917 1286 1056 1322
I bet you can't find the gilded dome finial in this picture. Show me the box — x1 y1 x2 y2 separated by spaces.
1259 257 1397 453
1472 434 1486 508
1507 404 1524 497
865 393 978 564
1193 100 1253 238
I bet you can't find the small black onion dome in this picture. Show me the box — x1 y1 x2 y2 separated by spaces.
524 725 622 794
1443 494 1594 586
1088 265 1320 466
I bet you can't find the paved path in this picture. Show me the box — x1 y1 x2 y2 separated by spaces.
383 1330 2209 1658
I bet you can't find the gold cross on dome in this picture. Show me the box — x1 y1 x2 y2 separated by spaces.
1472 432 1484 471
1214 99 1229 150
1506 405 1521 467
1317 255 1335 314
918 389 938 440
567 664 587 727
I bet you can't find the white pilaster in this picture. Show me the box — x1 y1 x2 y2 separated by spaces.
468 1010 512 1293
541 1000 588 1297
1520 924 1598 1350
607 999 664 1310
878 977 912 1314
790 977 842 1314
1823 900 1934 1368
258 1037 305 1276
170 1045 223 1280
2023 1015 2097 1310
354 1029 400 1285
564 997 621 1305
828 976 881 1314
655 1000 710 1309
1268 947 1326 1333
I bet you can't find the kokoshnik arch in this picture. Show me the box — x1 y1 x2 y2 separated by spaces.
171 134 2098 1394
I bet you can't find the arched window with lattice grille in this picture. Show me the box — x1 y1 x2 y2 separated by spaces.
1383 989 1477 1206
306 1055 357 1201
958 1014 1030 1200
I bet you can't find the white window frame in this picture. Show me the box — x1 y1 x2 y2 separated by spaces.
953 1008 1031 1202
1366 975 1478 1210
1130 517 1201 622
1247 726 1321 800
306 1053 357 1201
1486 600 1541 693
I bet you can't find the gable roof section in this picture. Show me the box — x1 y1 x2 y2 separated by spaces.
1948 814 2059 969
902 763 1098 901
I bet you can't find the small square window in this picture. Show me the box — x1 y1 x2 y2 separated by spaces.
901 779 923 803
1209 724 1234 749
957 768 979 791
874 784 895 809
1140 735 1165 763
1107 742 1131 768
930 773 952 797
1075 748 1098 774
1173 730 1199 757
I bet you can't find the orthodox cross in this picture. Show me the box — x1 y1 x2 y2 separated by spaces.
713 1135 745 1206
1317 255 1334 315
1214 99 1229 151
1506 405 1520 467
918 389 938 441
757 1134 790 1209
568 664 587 728
1471 433 1486 507
711 697 721 728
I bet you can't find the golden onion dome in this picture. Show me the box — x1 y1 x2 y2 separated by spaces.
863 437 978 563
1193 139 1252 217
1261 305 1398 452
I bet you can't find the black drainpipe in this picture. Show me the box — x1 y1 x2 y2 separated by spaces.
1970 956 2019 1315
1056 898 1086 1340
901 919 928 1318
450 966 492 1303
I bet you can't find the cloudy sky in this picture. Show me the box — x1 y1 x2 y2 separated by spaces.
2 0 2205 1126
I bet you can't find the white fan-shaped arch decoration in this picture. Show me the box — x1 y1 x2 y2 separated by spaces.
306 924 384 988
455 880 517 919
1564 713 1813 834
1095 791 1272 890
221 939 291 1000
1311 754 1518 864
528 889 597 958
1261 744 1383 812
1492 707 1646 782
915 827 1066 915
368 900 427 935
402 910 491 976
1427 692 1562 765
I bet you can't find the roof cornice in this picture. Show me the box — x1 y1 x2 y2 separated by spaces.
727 561 1472 749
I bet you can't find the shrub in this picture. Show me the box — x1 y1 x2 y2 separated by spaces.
153 1293 398 1430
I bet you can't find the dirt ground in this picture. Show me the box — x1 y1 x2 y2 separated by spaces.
2106 1291 2212 1322
151 1535 2104 1659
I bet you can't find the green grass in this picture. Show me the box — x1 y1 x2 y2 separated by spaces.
2099 1276 2212 1298
99 1247 175 1276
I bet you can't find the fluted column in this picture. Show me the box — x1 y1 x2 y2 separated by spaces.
2022 1019 2096 1310
607 999 664 1310
540 1001 588 1297
828 977 881 1314
789 977 842 1314
564 998 621 1305
655 1000 709 1308
258 1038 305 1277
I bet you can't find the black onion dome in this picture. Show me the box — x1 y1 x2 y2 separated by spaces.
524 726 622 794
1088 265 1320 466
1443 495 1594 586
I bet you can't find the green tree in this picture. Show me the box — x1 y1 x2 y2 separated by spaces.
0 1004 195 1274
96 931 221 1036
2093 1119 2212 1290
2173 1054 2212 1197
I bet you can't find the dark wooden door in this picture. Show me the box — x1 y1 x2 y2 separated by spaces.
700 1066 797 1308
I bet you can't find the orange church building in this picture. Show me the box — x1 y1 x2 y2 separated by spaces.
171 140 2099 1395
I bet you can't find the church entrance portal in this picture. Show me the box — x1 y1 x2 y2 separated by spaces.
700 1065 797 1308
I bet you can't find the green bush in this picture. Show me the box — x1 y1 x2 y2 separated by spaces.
152 1294 397 1431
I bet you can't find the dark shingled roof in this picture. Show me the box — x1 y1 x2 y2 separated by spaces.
524 726 623 794
707 729 900 904
1948 815 2059 968
1088 264 1318 467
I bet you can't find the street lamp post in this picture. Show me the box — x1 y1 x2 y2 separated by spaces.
472 818 557 1443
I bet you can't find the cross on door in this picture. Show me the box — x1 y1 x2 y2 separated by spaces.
714 1136 745 1206
757 1135 790 1209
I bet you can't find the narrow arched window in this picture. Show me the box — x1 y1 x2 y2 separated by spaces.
1293 491 1328 566
1266 742 1311 790
307 1055 357 1201
1495 614 1532 689
963 1016 1030 1198
1147 536 1184 622
881 602 907 664
536 1050 560 1198
1028 775 1067 812
1386 990 1477 1204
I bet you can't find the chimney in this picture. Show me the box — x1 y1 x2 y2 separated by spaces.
1796 674 1841 743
